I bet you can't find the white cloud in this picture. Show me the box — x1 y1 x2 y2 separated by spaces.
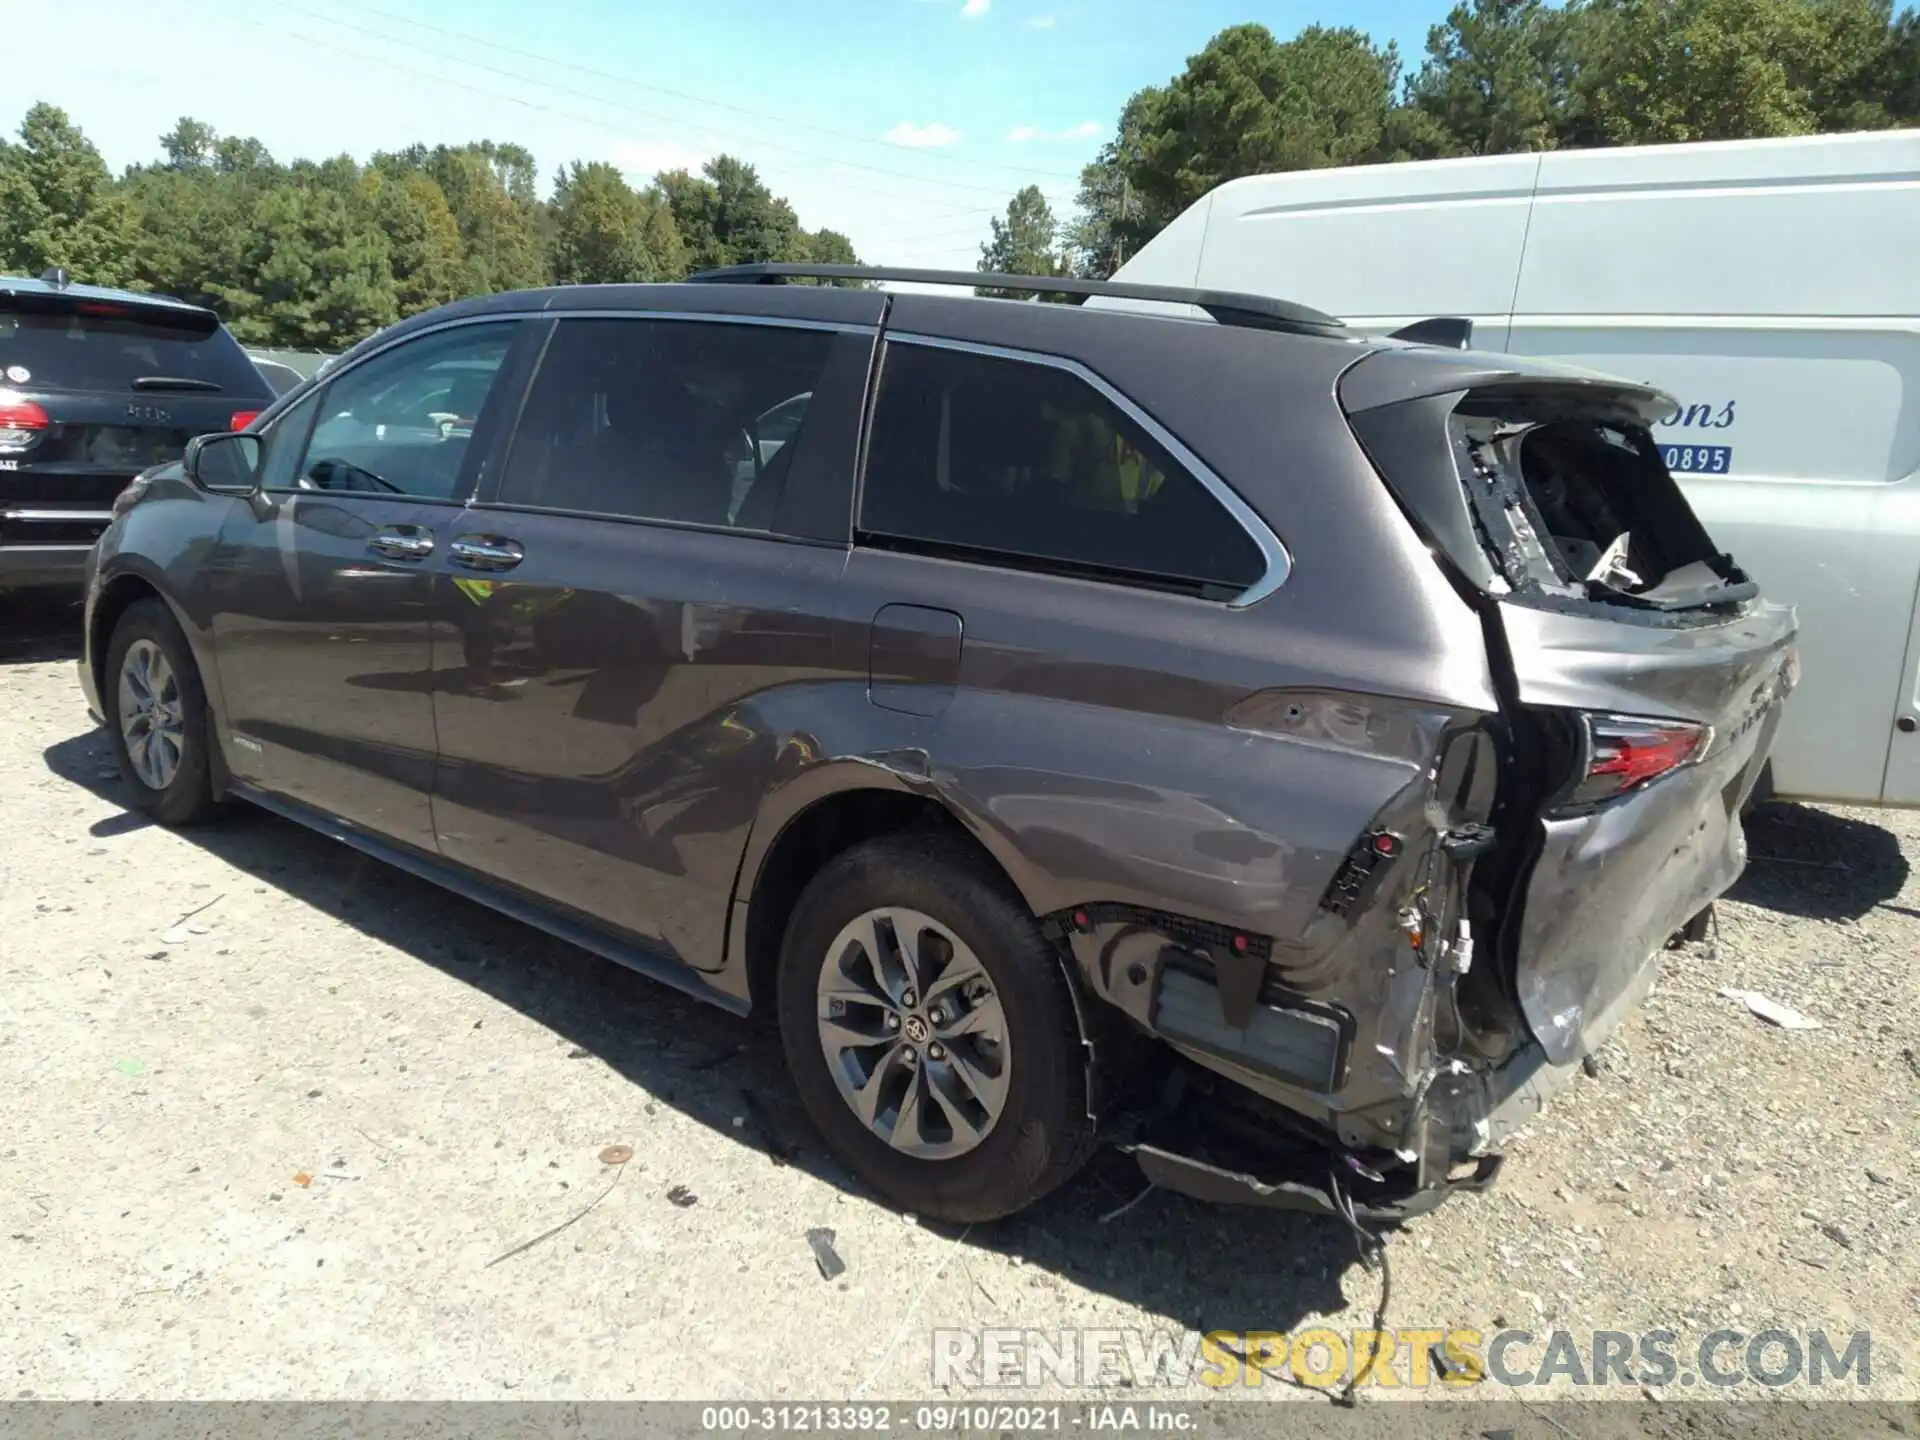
610 136 718 179
1006 121 1103 143
885 120 961 148
1025 13 1056 26
960 0 990 17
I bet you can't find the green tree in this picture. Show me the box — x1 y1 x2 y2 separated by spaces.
226 180 399 347
1406 0 1571 154
791 226 871 284
656 167 719 269
977 185 1068 297
1804 0 1920 129
216 134 275 174
123 119 281 308
1126 24 1404 227
549 161 685 283
365 168 467 313
0 103 136 285
1877 7 1920 124
660 155 803 272
635 187 687 280
413 142 549 294
159 116 218 170
797 227 860 266
1063 90 1159 277
1559 0 1865 145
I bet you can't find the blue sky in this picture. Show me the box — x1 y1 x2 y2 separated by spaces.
16 0 1444 269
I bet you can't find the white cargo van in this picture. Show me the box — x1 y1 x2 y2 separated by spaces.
1111 130 1920 807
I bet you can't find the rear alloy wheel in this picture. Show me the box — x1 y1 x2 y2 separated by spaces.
777 835 1096 1222
105 600 220 826
815 906 1012 1160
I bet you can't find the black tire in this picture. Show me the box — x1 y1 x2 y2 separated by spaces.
103 599 220 826
777 835 1097 1222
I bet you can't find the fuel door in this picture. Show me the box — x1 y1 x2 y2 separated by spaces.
868 603 963 718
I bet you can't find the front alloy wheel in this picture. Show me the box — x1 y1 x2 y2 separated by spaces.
117 637 186 790
816 906 1011 1159
103 598 219 825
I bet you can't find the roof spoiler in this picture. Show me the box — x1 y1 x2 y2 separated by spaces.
1388 317 1473 349
0 283 219 336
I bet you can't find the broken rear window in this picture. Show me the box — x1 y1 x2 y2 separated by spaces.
1452 392 1756 613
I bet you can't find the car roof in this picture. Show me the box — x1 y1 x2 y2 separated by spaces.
343 278 1661 414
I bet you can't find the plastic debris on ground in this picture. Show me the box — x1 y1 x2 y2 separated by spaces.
805 1228 846 1281
1717 988 1822 1029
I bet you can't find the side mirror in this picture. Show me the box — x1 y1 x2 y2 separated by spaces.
184 431 264 494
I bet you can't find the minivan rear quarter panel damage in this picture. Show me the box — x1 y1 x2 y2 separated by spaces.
1341 346 1798 1076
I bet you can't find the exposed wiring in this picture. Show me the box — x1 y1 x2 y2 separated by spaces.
1327 1165 1393 1409
1098 1183 1157 1224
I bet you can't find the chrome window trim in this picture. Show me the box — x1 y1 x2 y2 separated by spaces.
868 332 1292 607
272 309 872 508
329 308 873 383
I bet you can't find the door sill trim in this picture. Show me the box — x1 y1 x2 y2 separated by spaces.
229 783 747 1016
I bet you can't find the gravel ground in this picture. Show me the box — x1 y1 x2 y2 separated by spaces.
2 595 1915 1414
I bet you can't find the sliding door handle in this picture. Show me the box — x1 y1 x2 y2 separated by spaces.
449 536 524 572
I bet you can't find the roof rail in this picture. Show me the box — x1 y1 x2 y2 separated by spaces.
687 263 1347 337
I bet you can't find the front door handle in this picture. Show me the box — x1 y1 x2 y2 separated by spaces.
449 535 524 572
368 527 434 560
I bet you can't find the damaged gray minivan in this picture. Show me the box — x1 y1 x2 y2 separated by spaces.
79 264 1796 1223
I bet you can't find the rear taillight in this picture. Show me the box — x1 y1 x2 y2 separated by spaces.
1566 713 1710 807
229 410 261 431
0 395 49 451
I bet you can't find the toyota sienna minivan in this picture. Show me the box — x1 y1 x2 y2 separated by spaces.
76 265 1797 1223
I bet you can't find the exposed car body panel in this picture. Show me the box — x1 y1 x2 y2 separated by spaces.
1500 599 1795 1063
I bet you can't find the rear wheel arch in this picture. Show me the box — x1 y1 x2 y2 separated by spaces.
737 779 1047 1018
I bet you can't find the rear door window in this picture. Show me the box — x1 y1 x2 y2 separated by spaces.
858 340 1265 599
0 296 264 396
496 317 838 531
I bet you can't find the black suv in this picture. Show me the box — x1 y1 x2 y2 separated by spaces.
1 271 272 594
76 265 1795 1223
